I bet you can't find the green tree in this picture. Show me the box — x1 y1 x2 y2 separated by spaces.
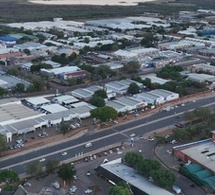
58 163 76 183
141 32 154 47
150 169 176 188
0 169 19 184
16 83 25 92
138 159 161 176
26 161 42 176
0 87 5 97
90 106 118 122
0 134 6 153
90 96 105 107
46 160 60 173
67 78 77 86
94 90 107 99
127 83 140 95
60 123 70 136
124 61 140 74
23 49 30 55
142 78 151 88
32 79 45 91
109 182 132 195
123 152 144 169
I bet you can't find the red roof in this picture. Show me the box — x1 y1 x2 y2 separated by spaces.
0 52 25 59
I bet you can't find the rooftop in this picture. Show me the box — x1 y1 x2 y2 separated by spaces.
41 104 68 114
100 158 174 195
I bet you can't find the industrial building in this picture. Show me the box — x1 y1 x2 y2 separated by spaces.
95 158 174 195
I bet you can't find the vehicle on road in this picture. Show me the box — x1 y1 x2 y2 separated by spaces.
39 158 46 162
172 184 181 194
86 171 91 176
62 152 67 156
85 143 92 148
130 133 136 137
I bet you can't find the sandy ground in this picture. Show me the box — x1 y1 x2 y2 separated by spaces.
28 0 155 6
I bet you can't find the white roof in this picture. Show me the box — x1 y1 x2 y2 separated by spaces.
101 158 174 195
53 95 79 104
41 104 68 113
42 66 80 75
26 97 50 106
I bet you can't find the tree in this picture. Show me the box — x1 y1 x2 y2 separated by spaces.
142 78 151 88
46 160 60 173
124 61 140 74
138 159 161 176
127 83 140 95
150 169 176 188
26 161 42 176
0 134 7 153
123 152 144 169
94 90 107 99
58 163 76 183
16 83 25 92
141 32 154 47
32 79 45 91
0 169 19 184
90 106 118 122
60 123 70 136
109 182 132 195
67 78 77 86
23 49 30 55
90 96 105 107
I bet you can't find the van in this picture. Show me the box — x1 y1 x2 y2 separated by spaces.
172 184 181 194
85 143 92 148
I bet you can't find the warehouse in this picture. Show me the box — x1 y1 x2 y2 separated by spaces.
40 104 68 114
134 92 163 105
25 97 50 108
149 89 179 102
96 158 174 195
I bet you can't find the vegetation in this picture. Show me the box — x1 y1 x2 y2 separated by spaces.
26 160 42 176
46 160 60 173
124 61 140 74
90 96 105 107
58 163 76 182
0 169 19 191
127 83 140 95
109 182 132 195
123 152 176 188
0 134 7 153
60 123 70 136
90 106 118 122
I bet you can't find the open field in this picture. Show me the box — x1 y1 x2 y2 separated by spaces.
0 0 214 23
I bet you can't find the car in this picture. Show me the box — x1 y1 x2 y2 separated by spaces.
69 185 77 193
85 143 92 148
75 123 81 128
73 175 77 180
148 137 155 142
70 124 76 129
62 152 67 156
130 133 136 137
85 189 92 194
23 182 31 187
39 158 46 162
181 103 185 106
86 171 91 176
164 134 170 139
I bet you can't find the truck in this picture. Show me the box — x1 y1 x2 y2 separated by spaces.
172 184 181 194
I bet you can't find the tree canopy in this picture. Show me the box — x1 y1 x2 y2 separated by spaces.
109 182 132 195
127 83 140 95
90 96 105 107
58 163 76 182
90 106 118 122
60 123 70 136
0 169 19 184
94 90 107 99
0 134 7 153
124 61 140 74
26 161 42 176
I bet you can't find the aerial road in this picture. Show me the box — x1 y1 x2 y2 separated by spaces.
1 95 215 175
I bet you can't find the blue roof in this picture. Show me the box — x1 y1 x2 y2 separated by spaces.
0 36 18 42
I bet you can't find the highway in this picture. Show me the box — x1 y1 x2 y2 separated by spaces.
1 95 215 175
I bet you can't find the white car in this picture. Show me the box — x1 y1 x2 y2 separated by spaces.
62 152 67 156
39 158 46 162
130 133 136 137
148 137 155 142
85 189 92 194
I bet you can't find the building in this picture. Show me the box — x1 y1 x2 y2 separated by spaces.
149 89 179 101
187 73 215 83
134 92 163 105
95 158 174 195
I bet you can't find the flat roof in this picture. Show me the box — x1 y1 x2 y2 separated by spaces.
53 95 79 104
150 89 176 98
0 103 41 125
101 158 174 195
71 88 93 99
106 100 126 110
174 139 215 173
26 97 50 106
116 96 142 106
41 104 68 113
136 92 160 101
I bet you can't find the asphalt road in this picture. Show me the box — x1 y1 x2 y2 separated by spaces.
1 95 215 175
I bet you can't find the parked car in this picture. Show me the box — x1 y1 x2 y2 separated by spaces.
52 181 60 190
75 123 81 128
86 171 91 176
85 189 92 194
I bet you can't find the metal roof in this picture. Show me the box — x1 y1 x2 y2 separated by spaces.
41 104 68 114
